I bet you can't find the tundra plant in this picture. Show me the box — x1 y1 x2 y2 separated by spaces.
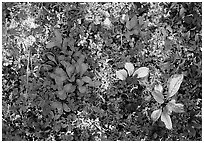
151 74 185 129
116 62 149 80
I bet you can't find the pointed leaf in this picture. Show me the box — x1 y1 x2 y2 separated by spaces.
167 100 185 113
46 53 57 64
46 41 56 49
161 109 172 130
167 74 184 98
124 62 134 76
151 90 164 104
133 67 149 78
116 69 127 80
154 84 163 93
82 76 92 83
151 109 162 122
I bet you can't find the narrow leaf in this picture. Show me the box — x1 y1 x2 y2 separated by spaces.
167 74 184 98
124 62 134 76
151 108 162 122
116 69 127 80
161 109 172 130
151 90 164 104
133 67 149 78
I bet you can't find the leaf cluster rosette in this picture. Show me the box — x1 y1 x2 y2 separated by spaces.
151 74 185 130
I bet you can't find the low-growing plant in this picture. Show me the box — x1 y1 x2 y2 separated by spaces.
151 74 185 129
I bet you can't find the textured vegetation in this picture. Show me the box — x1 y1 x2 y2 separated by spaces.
2 2 202 141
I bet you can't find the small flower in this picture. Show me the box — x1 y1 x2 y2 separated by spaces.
151 74 184 130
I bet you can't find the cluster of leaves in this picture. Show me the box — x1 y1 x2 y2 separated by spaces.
2 2 202 141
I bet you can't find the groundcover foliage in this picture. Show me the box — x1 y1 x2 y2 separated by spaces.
2 2 202 141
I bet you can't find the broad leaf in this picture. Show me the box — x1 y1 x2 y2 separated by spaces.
104 17 112 28
88 80 101 87
55 67 66 77
126 15 137 30
151 90 164 104
78 86 86 93
51 101 62 111
116 69 127 80
133 67 149 78
151 108 162 122
167 99 185 113
46 41 56 49
64 84 74 93
161 107 172 130
76 79 84 86
124 62 134 76
82 76 92 83
57 90 66 100
167 74 184 98
154 84 163 93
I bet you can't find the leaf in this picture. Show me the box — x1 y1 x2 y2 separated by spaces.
82 76 92 83
80 63 88 76
161 109 172 130
116 69 127 80
126 15 137 30
167 99 185 113
124 62 135 76
133 67 149 78
167 74 184 98
55 67 66 77
51 101 62 111
64 84 74 93
78 86 86 93
151 108 162 122
151 90 164 104
154 84 163 93
76 79 84 86
104 17 112 28
54 29 62 43
46 41 56 49
46 53 56 63
66 65 75 78
63 103 71 112
57 90 67 100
